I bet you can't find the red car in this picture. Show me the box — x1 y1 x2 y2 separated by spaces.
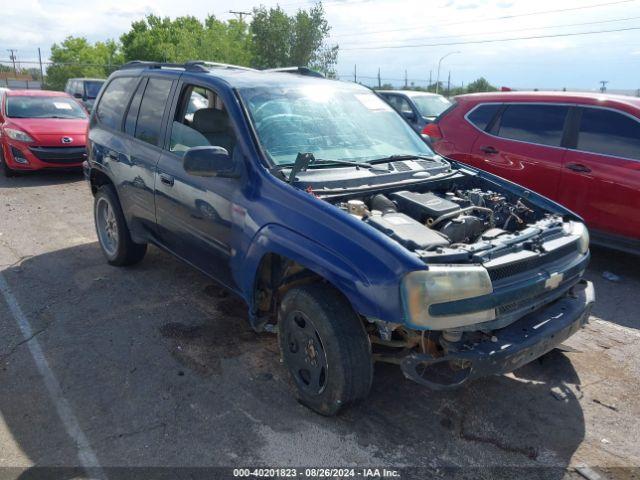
424 91 640 254
0 89 88 176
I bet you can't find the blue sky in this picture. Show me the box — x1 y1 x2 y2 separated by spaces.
2 0 639 91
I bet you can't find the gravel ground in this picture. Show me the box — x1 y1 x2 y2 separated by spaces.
0 171 638 479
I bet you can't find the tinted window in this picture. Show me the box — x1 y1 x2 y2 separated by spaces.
384 95 413 114
95 77 138 130
497 104 568 147
135 78 173 146
467 104 501 130
577 107 640 160
84 81 104 99
124 80 146 136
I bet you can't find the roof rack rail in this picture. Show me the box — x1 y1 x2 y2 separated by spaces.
187 61 257 72
119 60 256 73
119 61 209 72
264 66 325 78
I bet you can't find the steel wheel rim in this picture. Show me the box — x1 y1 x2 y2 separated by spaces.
283 310 328 396
96 197 118 257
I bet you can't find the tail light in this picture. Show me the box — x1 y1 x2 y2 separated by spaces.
422 122 443 141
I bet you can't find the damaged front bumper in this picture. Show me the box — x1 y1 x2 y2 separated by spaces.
401 280 595 389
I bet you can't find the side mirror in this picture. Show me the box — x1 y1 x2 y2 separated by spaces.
401 110 417 122
183 146 238 178
73 92 83 99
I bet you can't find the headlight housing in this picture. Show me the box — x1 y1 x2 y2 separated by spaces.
401 265 494 330
5 128 34 143
563 221 589 254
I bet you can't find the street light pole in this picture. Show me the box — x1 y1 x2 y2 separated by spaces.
436 51 460 94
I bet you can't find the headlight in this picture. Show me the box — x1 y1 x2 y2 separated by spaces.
5 128 34 143
563 221 589 254
401 265 495 330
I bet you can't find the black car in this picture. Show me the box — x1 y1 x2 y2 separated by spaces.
378 90 451 133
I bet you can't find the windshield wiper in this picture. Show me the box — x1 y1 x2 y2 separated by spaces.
282 153 386 184
369 154 438 164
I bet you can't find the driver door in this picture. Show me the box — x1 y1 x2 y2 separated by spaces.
155 82 239 289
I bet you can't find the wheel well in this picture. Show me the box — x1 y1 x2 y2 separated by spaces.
90 169 113 195
252 253 353 328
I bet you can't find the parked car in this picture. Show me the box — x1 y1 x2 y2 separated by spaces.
423 91 640 255
378 90 451 132
85 61 594 415
65 78 105 111
0 89 89 176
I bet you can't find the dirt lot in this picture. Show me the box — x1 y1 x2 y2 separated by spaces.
1 171 639 479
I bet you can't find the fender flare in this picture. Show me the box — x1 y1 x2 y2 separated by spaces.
238 224 377 323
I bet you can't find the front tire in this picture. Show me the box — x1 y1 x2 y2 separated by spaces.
278 284 373 416
0 149 17 177
94 185 147 266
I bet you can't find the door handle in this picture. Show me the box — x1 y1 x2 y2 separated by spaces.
159 173 174 186
480 146 499 154
566 163 592 173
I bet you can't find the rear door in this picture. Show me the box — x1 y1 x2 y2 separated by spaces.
559 106 640 240
469 103 569 200
118 74 176 236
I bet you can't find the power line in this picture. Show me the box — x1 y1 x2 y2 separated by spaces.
341 25 640 51
229 10 252 22
341 15 640 49
332 0 637 38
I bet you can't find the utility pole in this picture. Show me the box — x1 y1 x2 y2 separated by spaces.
37 48 44 83
6 49 18 76
447 71 451 97
599 80 609 93
354 64 357 83
404 70 408 89
229 10 252 22
428 70 432 91
377 67 381 88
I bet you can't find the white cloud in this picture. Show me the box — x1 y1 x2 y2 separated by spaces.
2 0 638 89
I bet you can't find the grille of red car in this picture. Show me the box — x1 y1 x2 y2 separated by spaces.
29 146 87 164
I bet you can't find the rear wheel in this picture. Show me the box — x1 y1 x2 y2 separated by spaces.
278 284 373 416
94 185 147 266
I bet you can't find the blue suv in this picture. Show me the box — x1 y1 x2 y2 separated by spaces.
85 61 594 415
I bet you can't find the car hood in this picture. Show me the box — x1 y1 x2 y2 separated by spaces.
7 118 88 137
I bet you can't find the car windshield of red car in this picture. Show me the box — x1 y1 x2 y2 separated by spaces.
6 96 87 119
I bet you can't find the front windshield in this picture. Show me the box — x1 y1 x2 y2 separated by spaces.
240 83 433 165
84 81 104 99
6 96 87 119
411 95 451 118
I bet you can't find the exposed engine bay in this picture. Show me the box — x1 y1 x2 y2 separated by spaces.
335 186 540 253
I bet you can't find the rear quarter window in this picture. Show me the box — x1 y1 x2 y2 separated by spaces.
466 104 500 130
577 107 640 160
95 77 139 130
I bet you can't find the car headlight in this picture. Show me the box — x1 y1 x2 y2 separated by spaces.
5 128 34 143
401 265 495 330
563 221 589 254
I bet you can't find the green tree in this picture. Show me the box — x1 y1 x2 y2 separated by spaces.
250 2 338 75
45 36 122 90
466 77 497 93
119 14 253 66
